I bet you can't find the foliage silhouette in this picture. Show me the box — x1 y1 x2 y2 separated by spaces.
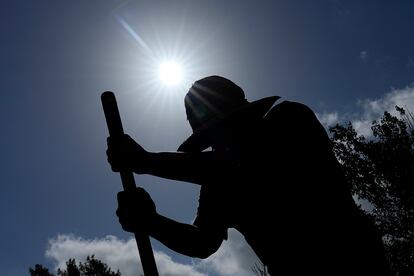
329 106 414 276
29 255 121 276
29 264 54 276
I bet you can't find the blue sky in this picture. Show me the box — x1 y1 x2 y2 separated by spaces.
1 1 414 275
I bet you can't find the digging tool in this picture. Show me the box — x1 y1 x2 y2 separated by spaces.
101 91 159 276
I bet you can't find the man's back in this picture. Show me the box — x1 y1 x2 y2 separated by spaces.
226 101 389 275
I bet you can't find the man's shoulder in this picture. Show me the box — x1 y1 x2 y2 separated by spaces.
265 100 316 121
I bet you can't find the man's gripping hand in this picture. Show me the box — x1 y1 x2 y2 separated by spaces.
106 134 150 174
116 187 157 233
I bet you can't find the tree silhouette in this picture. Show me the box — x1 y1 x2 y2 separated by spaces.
29 255 121 276
329 106 414 276
29 264 54 276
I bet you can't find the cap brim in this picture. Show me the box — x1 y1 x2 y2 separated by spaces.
178 96 280 152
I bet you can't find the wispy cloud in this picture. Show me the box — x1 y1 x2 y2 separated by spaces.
360 50 368 62
318 85 414 136
45 229 260 276
407 58 414 68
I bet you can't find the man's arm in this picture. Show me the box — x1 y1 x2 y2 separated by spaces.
117 188 225 258
107 135 239 185
145 151 238 185
148 214 225 258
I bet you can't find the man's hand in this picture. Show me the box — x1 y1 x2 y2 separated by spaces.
106 134 150 174
116 187 157 233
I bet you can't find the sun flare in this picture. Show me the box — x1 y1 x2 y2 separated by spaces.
159 61 183 86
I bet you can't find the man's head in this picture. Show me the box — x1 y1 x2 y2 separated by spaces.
184 76 248 133
179 75 279 152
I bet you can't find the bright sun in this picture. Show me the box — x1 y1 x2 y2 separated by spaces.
159 61 183 86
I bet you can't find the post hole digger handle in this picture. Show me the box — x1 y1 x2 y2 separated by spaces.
101 91 159 276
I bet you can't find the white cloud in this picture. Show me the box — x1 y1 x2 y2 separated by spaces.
320 85 414 136
45 230 261 276
352 85 414 136
46 234 205 276
196 229 261 276
317 111 339 128
358 85 414 117
351 119 373 137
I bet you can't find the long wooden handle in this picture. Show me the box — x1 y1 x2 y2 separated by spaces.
101 91 159 276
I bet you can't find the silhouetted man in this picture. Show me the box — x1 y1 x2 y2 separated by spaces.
107 76 390 275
